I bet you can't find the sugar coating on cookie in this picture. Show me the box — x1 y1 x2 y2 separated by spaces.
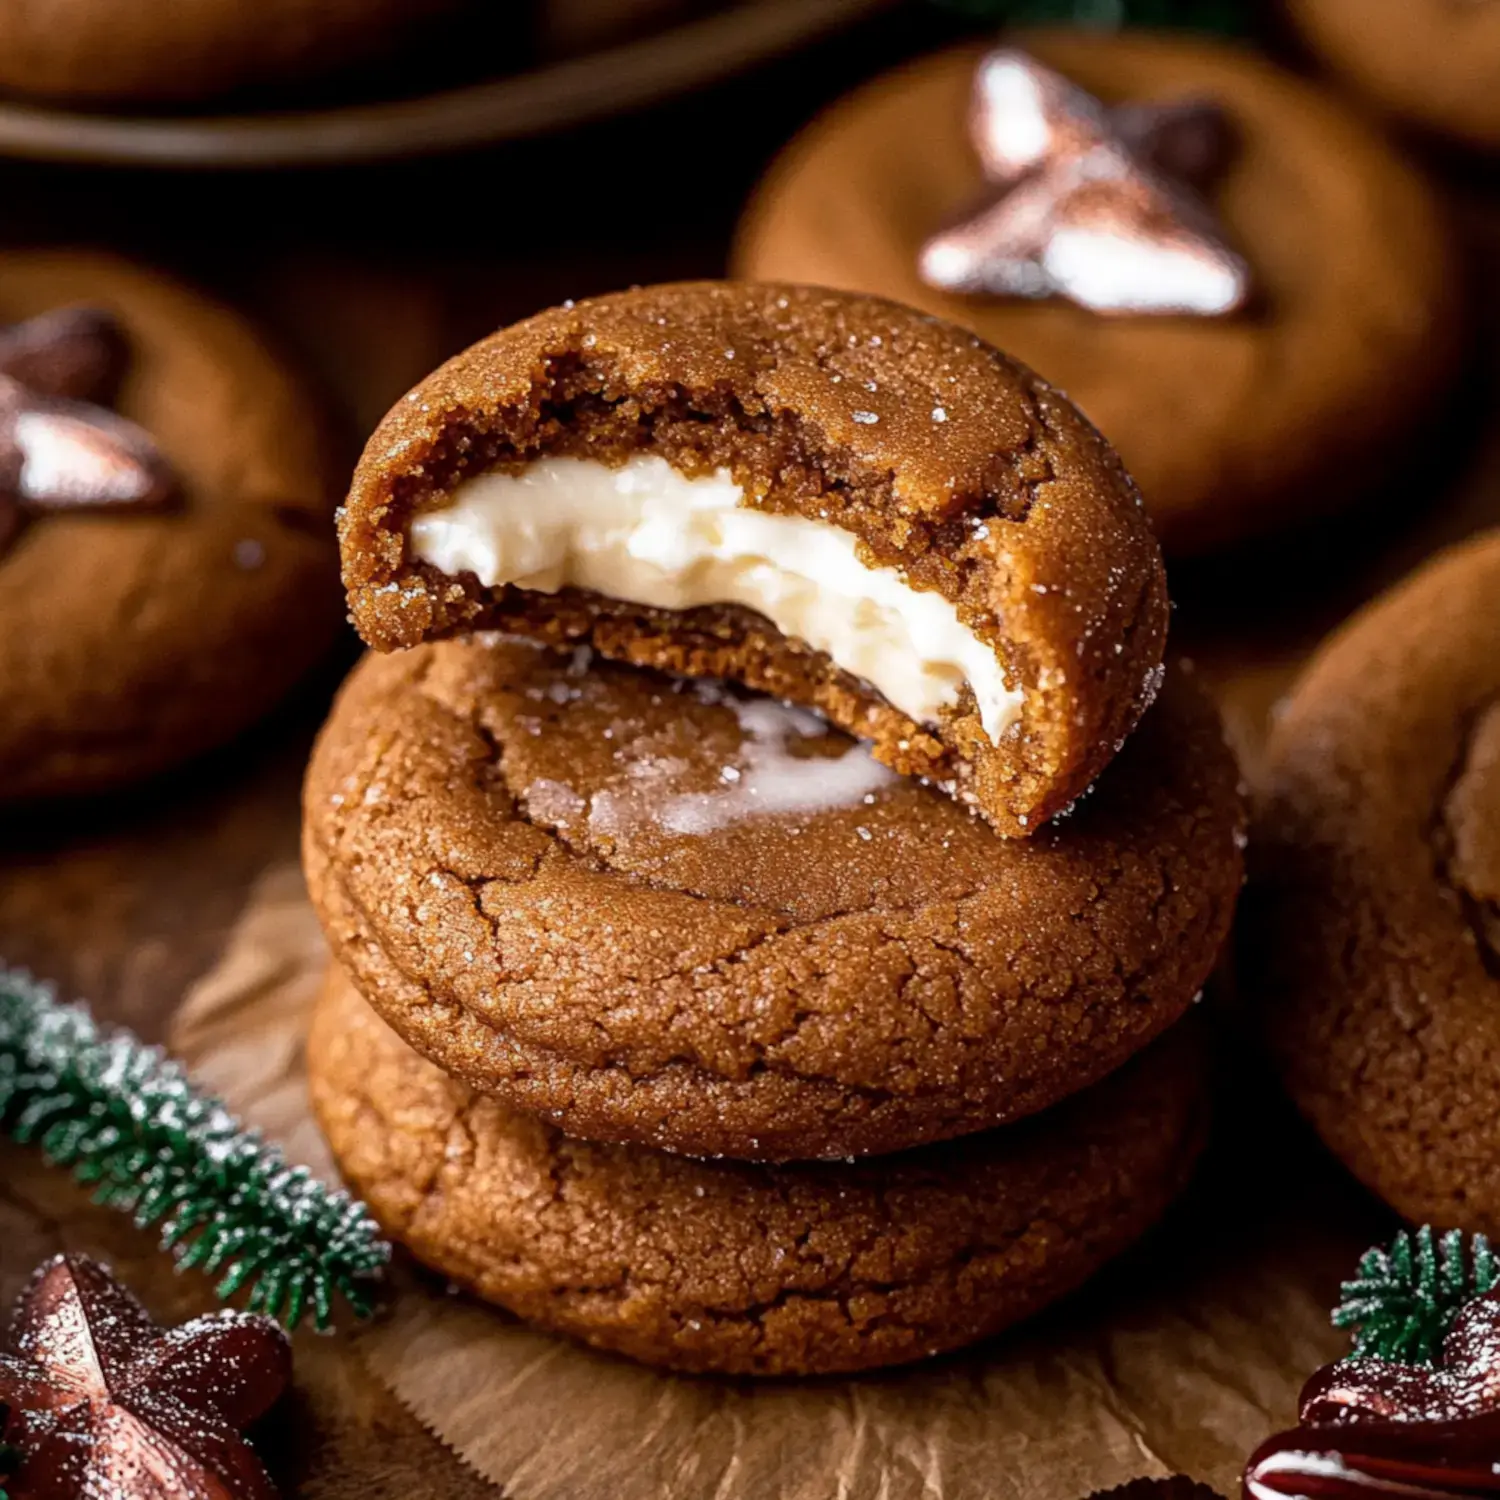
340 281 1169 837
1249 532 1500 1233
310 964 1210 1377
303 638 1244 1162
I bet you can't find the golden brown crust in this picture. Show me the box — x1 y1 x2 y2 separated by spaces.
310 964 1210 1377
302 637 1243 1162
339 280 1169 838
1247 532 1500 1232
733 32 1463 554
0 251 342 800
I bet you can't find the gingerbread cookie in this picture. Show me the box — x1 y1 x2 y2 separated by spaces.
0 0 460 104
1248 531 1500 1233
340 280 1169 838
0 252 341 801
1286 0 1500 150
733 32 1461 553
309 962 1210 1376
303 636 1243 1162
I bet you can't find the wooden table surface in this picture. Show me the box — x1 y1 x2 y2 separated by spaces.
4 8 1500 1494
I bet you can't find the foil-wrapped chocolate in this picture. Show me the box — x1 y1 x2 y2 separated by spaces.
0 1254 290 1500
0 305 177 559
920 49 1252 318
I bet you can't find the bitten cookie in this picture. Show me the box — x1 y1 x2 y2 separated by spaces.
1248 532 1500 1233
0 251 341 800
733 32 1461 553
0 0 461 104
340 280 1169 838
310 963 1211 1377
1286 0 1500 150
303 636 1243 1162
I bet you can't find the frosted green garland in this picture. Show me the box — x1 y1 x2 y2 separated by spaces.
1334 1226 1499 1365
0 967 388 1330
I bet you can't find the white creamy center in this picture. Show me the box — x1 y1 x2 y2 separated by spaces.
409 455 1020 742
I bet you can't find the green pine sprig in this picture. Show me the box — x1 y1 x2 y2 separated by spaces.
932 0 1250 32
0 967 389 1330
1333 1226 1499 1364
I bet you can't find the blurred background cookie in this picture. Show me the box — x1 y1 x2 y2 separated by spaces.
734 31 1463 553
0 251 342 800
1285 0 1500 150
1247 531 1500 1233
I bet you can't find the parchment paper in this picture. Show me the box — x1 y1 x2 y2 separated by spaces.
172 863 1389 1500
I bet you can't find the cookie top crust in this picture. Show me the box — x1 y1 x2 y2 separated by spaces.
310 962 1209 1376
303 637 1243 1162
733 32 1461 554
0 250 341 799
340 280 1169 837
1249 531 1500 1232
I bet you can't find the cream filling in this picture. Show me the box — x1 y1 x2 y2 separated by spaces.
408 455 1021 743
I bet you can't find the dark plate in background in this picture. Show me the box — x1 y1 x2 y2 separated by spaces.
0 0 892 168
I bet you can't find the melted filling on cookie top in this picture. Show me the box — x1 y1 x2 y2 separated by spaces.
407 454 1021 742
586 688 898 838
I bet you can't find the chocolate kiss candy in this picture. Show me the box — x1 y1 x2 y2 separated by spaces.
919 49 1252 318
0 1254 291 1500
1112 100 1237 189
0 375 176 512
0 305 128 404
0 305 177 558
0 490 19 554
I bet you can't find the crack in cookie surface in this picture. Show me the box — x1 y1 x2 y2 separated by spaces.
309 965 1210 1375
304 636 1242 1160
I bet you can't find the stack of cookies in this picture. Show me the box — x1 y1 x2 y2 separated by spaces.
303 282 1244 1376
